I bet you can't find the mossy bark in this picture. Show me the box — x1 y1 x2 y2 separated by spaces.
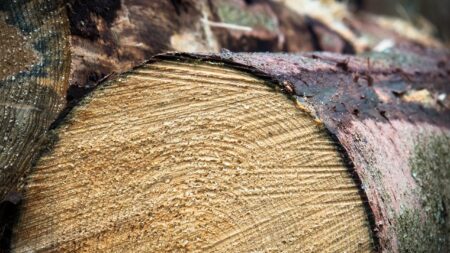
398 135 450 253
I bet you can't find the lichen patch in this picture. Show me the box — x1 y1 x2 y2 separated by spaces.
398 134 450 253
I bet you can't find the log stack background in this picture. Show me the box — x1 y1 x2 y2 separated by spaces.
0 0 449 252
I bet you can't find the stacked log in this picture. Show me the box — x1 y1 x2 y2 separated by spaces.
1 0 449 252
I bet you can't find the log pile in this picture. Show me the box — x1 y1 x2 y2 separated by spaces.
1 0 449 252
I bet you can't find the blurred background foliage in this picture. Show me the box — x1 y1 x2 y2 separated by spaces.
353 0 450 44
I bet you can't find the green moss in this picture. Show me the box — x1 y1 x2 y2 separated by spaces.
398 134 450 253
216 3 277 32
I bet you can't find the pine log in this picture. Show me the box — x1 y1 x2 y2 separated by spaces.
11 58 374 252
0 0 361 249
1 0 449 252
9 51 450 252
1 0 444 206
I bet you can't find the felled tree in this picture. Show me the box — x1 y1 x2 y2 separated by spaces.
1 0 449 252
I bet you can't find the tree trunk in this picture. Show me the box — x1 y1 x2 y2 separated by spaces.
9 50 450 252
1 0 449 252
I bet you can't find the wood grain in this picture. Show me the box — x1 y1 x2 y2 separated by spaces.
0 0 70 204
13 61 373 252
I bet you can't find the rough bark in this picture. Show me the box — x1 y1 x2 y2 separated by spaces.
64 0 364 89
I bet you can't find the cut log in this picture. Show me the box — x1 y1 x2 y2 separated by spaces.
0 0 364 209
0 0 369 248
0 0 328 215
1 0 449 252
11 59 374 252
0 3 71 246
11 51 450 252
1 0 444 207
